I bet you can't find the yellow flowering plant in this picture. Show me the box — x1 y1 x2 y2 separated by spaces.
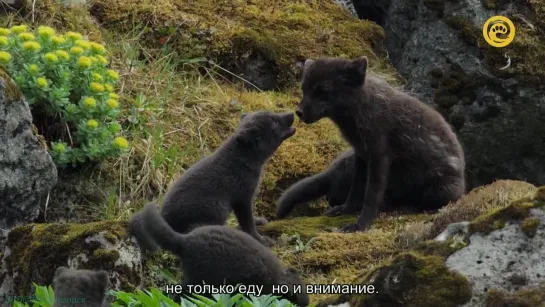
0 25 129 167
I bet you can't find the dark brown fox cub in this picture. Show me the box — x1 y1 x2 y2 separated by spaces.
293 56 465 232
140 202 310 306
130 111 296 251
52 266 109 307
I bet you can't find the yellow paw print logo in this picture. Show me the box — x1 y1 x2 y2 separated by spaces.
483 16 516 47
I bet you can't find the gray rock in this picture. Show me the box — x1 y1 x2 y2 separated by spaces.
376 0 545 188
0 77 57 244
444 207 545 307
351 0 392 26
333 0 358 17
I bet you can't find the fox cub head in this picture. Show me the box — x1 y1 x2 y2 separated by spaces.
235 111 296 156
296 56 369 124
53 266 109 307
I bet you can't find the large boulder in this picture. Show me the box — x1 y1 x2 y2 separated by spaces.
360 0 545 188
317 186 545 307
0 70 57 247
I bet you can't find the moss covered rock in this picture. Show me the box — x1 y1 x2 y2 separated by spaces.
0 221 141 295
317 252 472 307
486 283 545 307
29 0 397 91
429 180 536 238
442 188 545 307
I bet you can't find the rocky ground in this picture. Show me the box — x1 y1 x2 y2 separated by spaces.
0 0 544 306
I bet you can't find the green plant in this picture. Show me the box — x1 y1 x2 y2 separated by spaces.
292 233 317 254
0 24 129 167
11 283 55 307
11 284 299 307
109 288 298 307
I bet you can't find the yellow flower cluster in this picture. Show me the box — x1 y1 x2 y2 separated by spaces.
75 39 91 49
10 25 27 34
70 46 84 55
44 52 58 64
0 51 11 64
28 64 39 75
113 137 129 150
106 99 119 109
0 36 8 46
53 143 66 153
36 77 48 89
97 55 108 65
90 42 106 54
83 97 96 108
37 26 55 37
18 32 35 41
91 73 103 82
106 69 119 81
77 56 92 68
66 31 83 40
0 28 10 36
52 35 66 45
22 41 41 52
55 50 70 61
87 119 99 129
89 82 105 93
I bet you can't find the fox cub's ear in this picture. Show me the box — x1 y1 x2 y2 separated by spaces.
344 56 368 86
235 126 260 146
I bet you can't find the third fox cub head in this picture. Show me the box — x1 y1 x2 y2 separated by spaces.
295 56 369 124
235 111 296 155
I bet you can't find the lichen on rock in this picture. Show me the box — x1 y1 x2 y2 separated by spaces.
442 188 545 307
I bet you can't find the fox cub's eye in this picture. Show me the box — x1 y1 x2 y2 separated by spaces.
313 84 331 96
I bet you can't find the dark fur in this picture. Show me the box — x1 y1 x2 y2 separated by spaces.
295 56 466 232
129 111 296 250
276 149 355 218
140 202 309 306
52 266 109 307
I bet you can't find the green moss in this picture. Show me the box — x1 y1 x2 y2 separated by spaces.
493 219 506 230
258 215 358 240
318 252 471 307
59 0 396 89
468 195 542 235
0 68 23 101
444 16 480 46
533 186 545 202
141 251 182 289
520 217 539 237
413 240 464 259
486 283 545 306
441 2 545 83
431 64 485 110
103 232 119 244
4 221 137 295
